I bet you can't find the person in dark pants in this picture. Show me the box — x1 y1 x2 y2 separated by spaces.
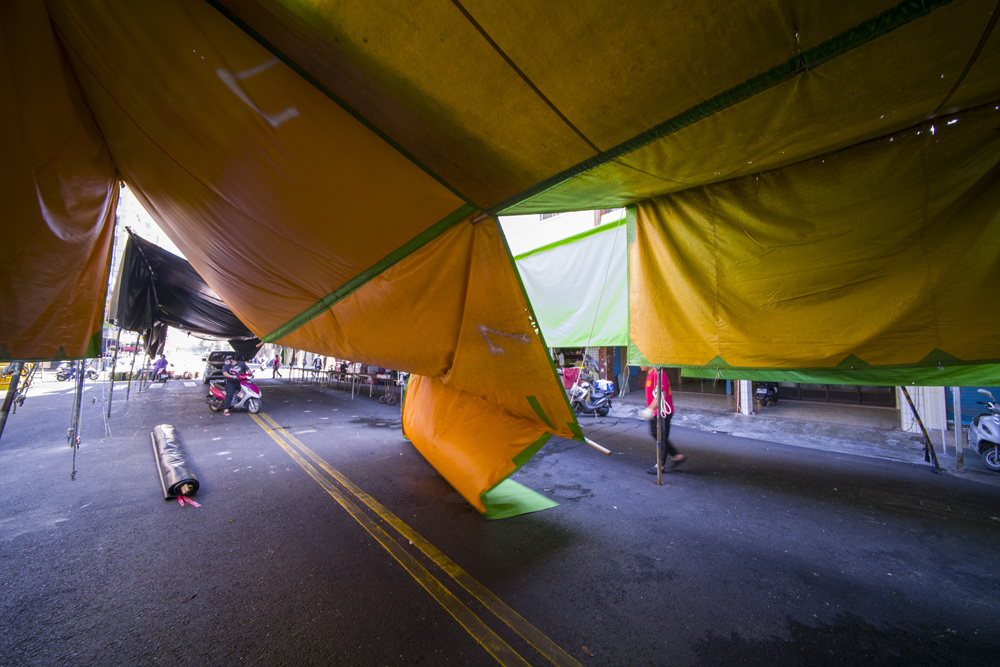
641 366 685 474
220 355 245 416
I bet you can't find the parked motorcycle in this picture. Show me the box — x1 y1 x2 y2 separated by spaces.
56 364 98 381
151 367 173 382
755 382 779 407
968 388 1000 471
568 362 614 417
207 371 262 414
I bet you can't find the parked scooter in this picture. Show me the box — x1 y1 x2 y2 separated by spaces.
568 360 614 417
968 388 1000 471
151 367 173 382
755 382 779 407
207 371 262 414
56 363 98 382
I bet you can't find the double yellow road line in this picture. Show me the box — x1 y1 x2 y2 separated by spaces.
251 412 581 667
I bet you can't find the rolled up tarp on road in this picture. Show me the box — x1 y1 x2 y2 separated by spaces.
151 424 199 499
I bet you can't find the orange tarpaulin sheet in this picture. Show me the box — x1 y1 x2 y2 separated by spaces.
0 0 116 360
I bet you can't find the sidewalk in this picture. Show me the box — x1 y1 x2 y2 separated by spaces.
604 389 1000 484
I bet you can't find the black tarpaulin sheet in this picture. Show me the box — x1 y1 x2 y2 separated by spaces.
109 231 256 342
151 424 199 499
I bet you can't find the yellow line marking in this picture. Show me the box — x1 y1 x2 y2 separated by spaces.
251 413 530 666
255 412 581 667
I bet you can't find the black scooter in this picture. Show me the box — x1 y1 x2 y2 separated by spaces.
755 382 779 407
56 363 98 381
568 362 614 417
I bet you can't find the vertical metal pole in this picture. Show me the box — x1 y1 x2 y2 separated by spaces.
656 368 664 486
125 337 138 400
0 362 25 443
107 327 122 418
901 385 940 470
952 386 964 469
68 368 85 480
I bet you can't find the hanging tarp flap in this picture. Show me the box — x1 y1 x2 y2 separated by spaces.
514 220 628 347
0 0 117 361
400 219 577 516
631 105 1000 385
109 232 256 341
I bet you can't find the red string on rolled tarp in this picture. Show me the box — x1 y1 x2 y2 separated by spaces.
151 424 201 502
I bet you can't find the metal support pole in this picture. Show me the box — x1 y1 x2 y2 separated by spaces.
0 362 25 444
952 386 964 469
68 368 85 480
655 368 664 486
900 385 940 471
125 340 138 401
107 327 122 418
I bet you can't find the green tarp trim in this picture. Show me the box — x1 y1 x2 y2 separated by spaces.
627 338 653 369
85 331 102 359
567 421 584 441
263 204 476 342
626 205 638 245
681 363 1000 386
513 216 626 261
481 478 558 520
495 0 953 215
1 333 102 363
512 433 552 469
525 396 555 430
204 0 475 208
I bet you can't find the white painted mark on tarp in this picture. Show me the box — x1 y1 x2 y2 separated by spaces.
477 325 530 355
217 59 299 128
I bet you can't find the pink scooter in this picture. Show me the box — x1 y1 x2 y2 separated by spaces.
207 372 262 414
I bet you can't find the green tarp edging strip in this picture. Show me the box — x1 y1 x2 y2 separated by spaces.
512 215 626 261
481 434 557 519
512 432 553 469
262 204 476 342
203 0 475 208
481 478 558 520
568 421 584 441
680 362 1000 386
85 331 103 358
492 0 953 215
525 396 555 430
626 205 638 246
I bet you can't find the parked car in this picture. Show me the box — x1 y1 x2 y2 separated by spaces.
202 351 231 385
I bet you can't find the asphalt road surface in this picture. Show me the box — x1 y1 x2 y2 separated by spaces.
2 373 999 665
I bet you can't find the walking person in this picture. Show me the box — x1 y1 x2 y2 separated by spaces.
641 366 685 474
272 353 282 378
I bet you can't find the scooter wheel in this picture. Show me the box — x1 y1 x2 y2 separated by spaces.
246 397 261 414
759 397 768 407
982 445 1000 472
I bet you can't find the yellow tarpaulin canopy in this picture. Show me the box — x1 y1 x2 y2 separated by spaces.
2 0 998 513
631 105 1000 379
